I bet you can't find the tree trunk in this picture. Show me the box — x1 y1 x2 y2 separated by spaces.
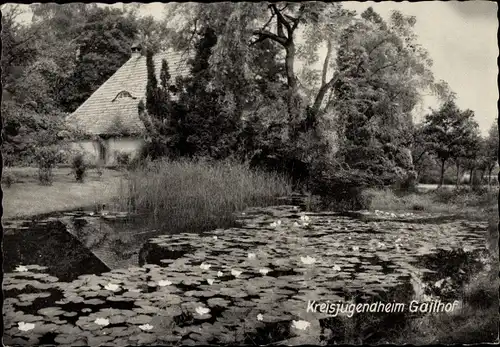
285 42 299 122
488 167 493 188
321 40 333 87
285 43 297 94
455 162 460 188
469 167 474 188
439 160 446 188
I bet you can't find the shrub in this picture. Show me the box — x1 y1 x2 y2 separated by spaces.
116 158 292 231
2 171 15 188
116 151 131 168
71 153 87 182
34 146 63 185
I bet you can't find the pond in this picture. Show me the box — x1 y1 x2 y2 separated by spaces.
3 202 493 345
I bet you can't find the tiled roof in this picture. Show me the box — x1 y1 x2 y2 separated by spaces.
67 50 191 136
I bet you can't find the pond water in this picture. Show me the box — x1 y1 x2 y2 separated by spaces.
3 202 493 345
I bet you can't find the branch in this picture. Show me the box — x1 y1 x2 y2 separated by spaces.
367 61 399 78
270 4 292 37
312 71 344 114
251 29 287 46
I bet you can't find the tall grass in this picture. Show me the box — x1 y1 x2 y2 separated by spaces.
115 158 292 232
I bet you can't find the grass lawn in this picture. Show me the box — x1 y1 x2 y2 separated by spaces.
2 167 125 219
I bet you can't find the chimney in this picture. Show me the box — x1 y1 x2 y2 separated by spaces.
131 42 142 59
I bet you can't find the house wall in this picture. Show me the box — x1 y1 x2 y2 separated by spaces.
106 137 144 166
71 137 143 166
70 140 99 164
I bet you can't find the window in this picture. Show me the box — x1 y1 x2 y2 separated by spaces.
112 91 136 101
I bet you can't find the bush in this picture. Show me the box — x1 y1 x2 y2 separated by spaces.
2 171 15 188
116 151 131 168
115 158 292 231
34 146 64 185
71 153 87 182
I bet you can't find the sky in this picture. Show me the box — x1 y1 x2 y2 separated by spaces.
6 1 499 135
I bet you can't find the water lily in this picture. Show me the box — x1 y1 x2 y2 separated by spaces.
257 313 264 321
332 264 341 271
89 212 95 216
18 322 35 332
377 242 386 248
104 283 120 291
139 324 154 331
248 253 256 259
15 265 28 272
270 221 279 228
302 222 310 227
259 268 270 275
206 278 214 285
293 222 300 227
300 215 310 222
195 306 210 315
200 263 211 270
213 235 218 240
95 318 110 326
292 320 311 330
352 246 359 251
300 256 316 265
217 271 223 277
158 280 172 287
231 269 243 277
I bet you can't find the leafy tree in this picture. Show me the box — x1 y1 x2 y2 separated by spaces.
479 121 499 187
54 6 140 112
421 100 479 187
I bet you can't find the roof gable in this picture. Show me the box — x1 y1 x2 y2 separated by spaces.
67 50 191 136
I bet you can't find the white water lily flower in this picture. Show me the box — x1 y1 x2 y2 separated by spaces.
277 220 282 225
158 280 172 287
195 306 210 315
332 264 341 272
200 263 211 270
257 313 264 321
300 256 316 265
352 246 359 251
292 320 311 330
95 318 110 326
270 222 278 227
15 265 28 272
206 278 214 285
302 222 309 227
213 235 218 240
377 242 385 248
248 253 256 259
231 269 243 277
259 268 270 275
300 215 310 222
18 322 35 331
293 222 300 227
104 283 120 291
139 324 154 331
217 271 223 277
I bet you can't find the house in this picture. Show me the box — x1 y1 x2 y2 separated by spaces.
66 44 191 166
